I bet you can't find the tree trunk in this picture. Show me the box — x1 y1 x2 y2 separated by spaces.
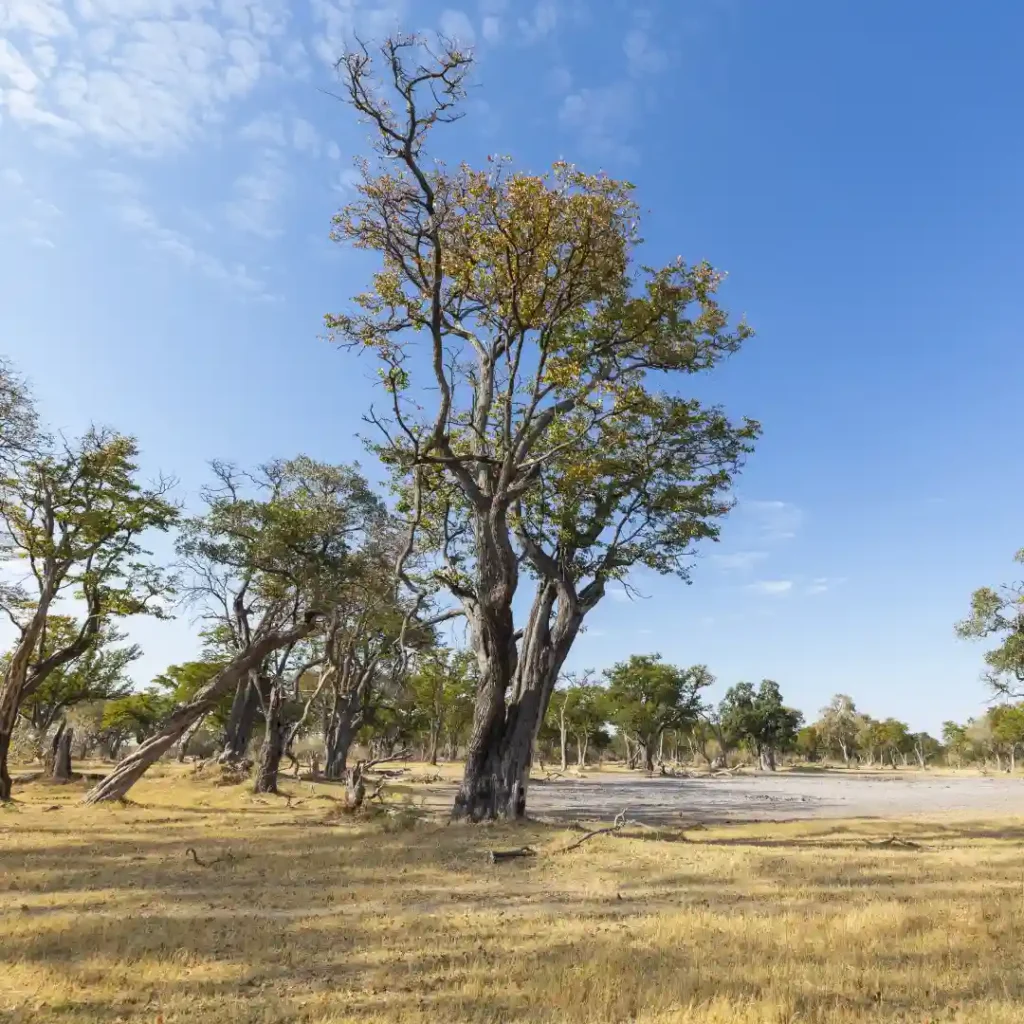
219 672 266 763
453 575 588 821
1011 746 1017 774
995 751 1003 772
177 714 207 763
49 722 74 783
427 722 440 766
253 685 285 794
324 701 360 779
559 710 568 771
83 620 317 804
759 746 776 771
840 740 850 766
644 741 654 773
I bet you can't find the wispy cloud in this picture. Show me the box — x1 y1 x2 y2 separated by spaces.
713 550 768 572
224 151 289 239
607 585 631 603
623 27 667 77
518 0 558 42
440 8 476 45
747 580 793 596
95 170 267 297
560 82 640 163
743 500 803 543
806 577 847 596
0 0 291 154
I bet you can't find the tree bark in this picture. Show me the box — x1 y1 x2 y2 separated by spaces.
759 746 776 771
83 619 318 804
218 672 267 763
49 722 74 783
324 698 360 779
253 684 285 794
177 713 207 763
643 741 655 773
453 574 587 821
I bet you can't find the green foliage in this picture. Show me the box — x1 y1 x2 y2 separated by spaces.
10 615 138 736
719 680 803 765
956 551 1024 697
101 689 171 745
604 655 709 766
152 660 229 728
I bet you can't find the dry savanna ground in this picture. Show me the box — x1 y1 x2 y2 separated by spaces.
3 763 1024 1024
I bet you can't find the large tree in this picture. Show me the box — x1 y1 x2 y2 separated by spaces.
719 680 802 771
956 550 1024 698
83 456 381 803
817 693 860 765
8 615 138 751
329 36 758 819
0 428 177 800
605 655 708 772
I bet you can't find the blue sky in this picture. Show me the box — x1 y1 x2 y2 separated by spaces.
2 0 1022 735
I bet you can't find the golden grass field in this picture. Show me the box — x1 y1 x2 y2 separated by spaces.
3 762 1024 1023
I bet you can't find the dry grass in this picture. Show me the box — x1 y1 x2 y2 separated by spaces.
3 764 1024 1023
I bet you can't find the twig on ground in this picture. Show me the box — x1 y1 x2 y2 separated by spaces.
488 846 537 864
866 834 924 850
185 847 244 868
557 809 629 853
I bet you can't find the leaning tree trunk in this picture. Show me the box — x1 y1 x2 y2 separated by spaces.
253 685 285 794
49 722 74 783
177 713 207 763
83 620 318 804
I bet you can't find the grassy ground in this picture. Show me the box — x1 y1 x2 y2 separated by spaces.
3 764 1024 1023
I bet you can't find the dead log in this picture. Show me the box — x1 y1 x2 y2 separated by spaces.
488 847 537 864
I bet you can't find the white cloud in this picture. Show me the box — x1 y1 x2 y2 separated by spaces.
326 140 341 161
239 111 286 146
333 166 362 195
623 28 667 77
0 0 292 153
747 580 793 596
224 150 288 239
806 577 847 596
560 82 639 163
519 0 558 41
481 15 501 42
291 116 321 156
440 8 476 45
713 550 768 572
96 170 266 296
310 0 408 68
743 500 803 543
1 168 25 189
607 585 630 603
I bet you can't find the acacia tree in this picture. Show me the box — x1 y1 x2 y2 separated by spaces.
0 358 38 467
605 655 708 772
329 37 758 820
8 616 138 754
0 429 177 801
83 457 378 803
817 693 859 765
956 550 1024 698
719 680 802 770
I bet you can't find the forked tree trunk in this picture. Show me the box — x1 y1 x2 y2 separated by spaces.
324 702 360 779
50 723 74 783
83 621 317 804
219 672 267 763
453 575 588 821
254 685 285 794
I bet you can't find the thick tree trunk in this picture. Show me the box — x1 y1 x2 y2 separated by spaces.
759 747 777 771
253 685 285 794
83 620 317 804
219 672 266 763
323 701 360 780
50 723 74 783
454 573 589 821
644 742 655 773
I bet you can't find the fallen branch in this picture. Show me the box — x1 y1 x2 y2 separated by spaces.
558 809 629 853
866 834 923 850
185 847 243 868
488 846 537 864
